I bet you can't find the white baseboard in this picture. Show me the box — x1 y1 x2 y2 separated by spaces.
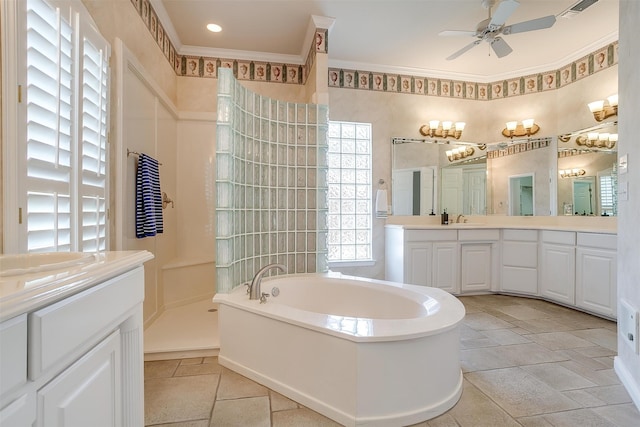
614 356 640 411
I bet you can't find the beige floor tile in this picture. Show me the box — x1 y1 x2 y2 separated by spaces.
582 384 633 405
480 328 532 345
521 362 597 391
460 337 499 349
459 324 486 340
570 328 618 351
145 374 219 425
202 356 218 364
511 318 573 334
209 396 270 427
463 312 514 331
537 408 617 426
216 368 269 400
175 362 222 377
447 380 520 427
271 407 342 427
527 331 595 350
557 349 613 370
460 346 517 372
490 305 550 321
497 343 569 366
516 415 554 426
270 390 299 412
145 359 180 379
425 412 460 426
179 357 204 365
592 403 640 427
559 361 621 386
562 389 608 407
572 345 616 358
466 367 580 418
593 355 615 369
152 421 210 427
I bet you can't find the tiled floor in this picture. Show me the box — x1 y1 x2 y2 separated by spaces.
144 295 640 426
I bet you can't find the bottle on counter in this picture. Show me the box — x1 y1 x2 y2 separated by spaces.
441 209 449 225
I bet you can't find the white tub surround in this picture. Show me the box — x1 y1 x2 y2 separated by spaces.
386 222 617 319
0 250 153 426
214 273 465 427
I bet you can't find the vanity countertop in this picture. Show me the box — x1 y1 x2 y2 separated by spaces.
0 250 154 322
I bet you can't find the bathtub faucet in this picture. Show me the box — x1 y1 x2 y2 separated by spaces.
249 263 287 300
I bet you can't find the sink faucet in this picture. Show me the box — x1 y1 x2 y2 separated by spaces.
249 263 287 300
456 214 466 223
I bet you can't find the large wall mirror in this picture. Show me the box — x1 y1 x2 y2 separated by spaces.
557 122 618 216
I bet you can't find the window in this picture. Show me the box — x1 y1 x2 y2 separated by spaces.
598 172 614 215
326 121 372 263
9 0 111 252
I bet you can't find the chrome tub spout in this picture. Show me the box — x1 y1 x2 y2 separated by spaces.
249 263 287 300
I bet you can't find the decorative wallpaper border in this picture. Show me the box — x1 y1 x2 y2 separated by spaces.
129 0 616 96
487 137 552 159
328 42 618 100
129 0 327 85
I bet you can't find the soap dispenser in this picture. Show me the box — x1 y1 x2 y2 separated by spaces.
441 209 449 225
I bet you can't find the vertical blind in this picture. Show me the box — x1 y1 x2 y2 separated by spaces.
23 0 110 252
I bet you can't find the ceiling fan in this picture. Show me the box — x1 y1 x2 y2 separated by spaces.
439 0 556 60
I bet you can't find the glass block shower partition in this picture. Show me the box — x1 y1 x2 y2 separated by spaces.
215 68 329 293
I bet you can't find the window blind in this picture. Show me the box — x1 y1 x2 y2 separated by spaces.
22 0 110 253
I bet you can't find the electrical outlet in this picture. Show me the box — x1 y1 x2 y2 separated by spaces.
620 300 639 354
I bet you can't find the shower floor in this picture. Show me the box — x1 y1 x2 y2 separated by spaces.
144 298 220 361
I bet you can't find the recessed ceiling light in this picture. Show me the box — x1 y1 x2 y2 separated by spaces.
206 23 222 33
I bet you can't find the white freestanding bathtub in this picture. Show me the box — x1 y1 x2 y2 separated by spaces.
213 272 465 427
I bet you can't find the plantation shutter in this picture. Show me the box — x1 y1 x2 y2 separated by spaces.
25 0 74 252
22 0 110 253
79 25 110 251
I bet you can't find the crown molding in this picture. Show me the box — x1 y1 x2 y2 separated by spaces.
179 45 304 65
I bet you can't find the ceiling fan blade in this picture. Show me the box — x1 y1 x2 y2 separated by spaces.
438 30 478 37
489 0 520 29
446 40 482 61
502 15 556 34
491 37 513 58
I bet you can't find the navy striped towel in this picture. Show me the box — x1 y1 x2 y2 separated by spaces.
135 153 163 238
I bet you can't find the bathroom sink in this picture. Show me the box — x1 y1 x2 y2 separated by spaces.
452 223 485 227
0 252 96 277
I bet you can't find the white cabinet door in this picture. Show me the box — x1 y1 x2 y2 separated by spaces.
540 243 575 305
460 244 492 293
38 330 121 427
432 242 458 293
0 393 35 426
576 248 617 318
406 242 432 286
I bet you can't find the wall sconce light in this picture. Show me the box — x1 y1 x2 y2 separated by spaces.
501 119 540 138
419 120 466 139
446 146 475 162
559 168 586 178
576 132 618 149
588 94 618 122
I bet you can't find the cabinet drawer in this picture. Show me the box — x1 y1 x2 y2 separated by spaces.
28 267 144 379
577 233 616 250
458 229 500 241
405 229 457 242
0 314 27 393
541 230 575 245
503 229 538 242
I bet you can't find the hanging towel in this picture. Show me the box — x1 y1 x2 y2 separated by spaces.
375 189 388 218
135 153 164 238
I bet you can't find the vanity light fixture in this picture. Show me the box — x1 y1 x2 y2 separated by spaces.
419 120 466 139
502 119 539 138
559 168 586 178
576 132 618 149
588 94 618 122
446 146 475 162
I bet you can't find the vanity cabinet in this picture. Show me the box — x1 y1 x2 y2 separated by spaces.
540 231 576 306
576 233 617 318
0 262 148 427
501 229 538 295
459 229 499 293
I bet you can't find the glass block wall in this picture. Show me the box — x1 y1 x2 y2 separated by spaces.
215 68 329 293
